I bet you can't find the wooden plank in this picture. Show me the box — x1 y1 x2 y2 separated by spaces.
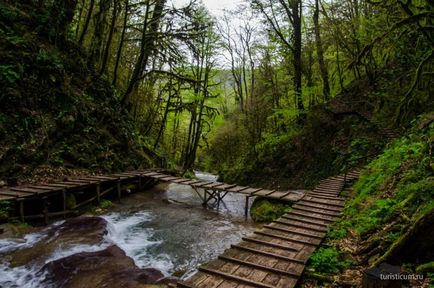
41 183 77 188
226 186 250 193
142 171 162 177
290 210 335 223
192 181 214 188
210 183 237 190
218 255 301 278
28 185 62 191
198 267 274 288
240 188 263 195
252 189 275 196
182 180 203 185
241 237 299 252
201 182 225 189
0 190 31 198
231 244 306 264
254 230 320 246
301 197 344 208
297 201 343 212
273 219 328 233
292 207 340 218
266 191 290 199
152 174 172 179
64 179 97 184
86 175 117 180
264 224 324 239
281 214 330 227
171 178 192 184
10 187 47 194
281 193 304 202
59 181 93 186
160 176 181 181
0 194 15 201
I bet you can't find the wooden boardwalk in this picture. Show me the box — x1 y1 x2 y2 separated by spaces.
0 169 305 222
174 169 361 288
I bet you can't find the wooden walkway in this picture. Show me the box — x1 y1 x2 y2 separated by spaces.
0 169 305 222
173 169 361 288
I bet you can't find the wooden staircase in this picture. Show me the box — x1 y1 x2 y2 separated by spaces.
174 170 360 288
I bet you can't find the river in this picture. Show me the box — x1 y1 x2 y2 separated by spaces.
0 171 258 287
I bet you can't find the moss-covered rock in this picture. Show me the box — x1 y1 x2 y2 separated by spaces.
249 197 292 222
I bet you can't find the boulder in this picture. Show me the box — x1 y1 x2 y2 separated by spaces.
40 245 165 288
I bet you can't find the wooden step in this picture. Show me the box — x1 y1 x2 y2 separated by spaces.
282 214 330 227
218 255 301 277
302 197 345 208
273 219 328 233
290 210 335 223
265 224 324 239
242 237 299 252
293 205 341 217
255 230 320 246
297 201 343 213
231 244 306 264
309 191 341 200
198 266 274 288
306 194 345 202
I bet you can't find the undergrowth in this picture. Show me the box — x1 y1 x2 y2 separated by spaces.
249 198 292 222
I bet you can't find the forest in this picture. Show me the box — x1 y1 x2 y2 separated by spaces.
0 0 433 287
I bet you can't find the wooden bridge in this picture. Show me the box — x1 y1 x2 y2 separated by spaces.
0 169 304 222
172 169 361 288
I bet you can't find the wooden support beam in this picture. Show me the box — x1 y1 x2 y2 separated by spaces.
62 190 66 219
96 184 101 205
244 196 250 218
42 197 49 225
117 178 121 202
19 199 24 222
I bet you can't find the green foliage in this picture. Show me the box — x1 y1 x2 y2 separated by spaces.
99 199 113 210
0 201 11 221
0 65 21 83
342 118 434 237
308 247 355 274
327 225 348 240
250 198 292 222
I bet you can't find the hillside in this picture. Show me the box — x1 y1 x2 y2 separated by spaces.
0 2 158 183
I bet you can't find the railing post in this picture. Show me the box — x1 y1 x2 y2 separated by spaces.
245 196 250 219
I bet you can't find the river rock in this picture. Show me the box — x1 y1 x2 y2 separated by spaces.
40 245 165 288
6 216 108 267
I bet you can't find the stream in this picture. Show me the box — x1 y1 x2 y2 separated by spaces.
0 171 258 287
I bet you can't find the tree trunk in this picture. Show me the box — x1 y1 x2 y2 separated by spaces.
293 0 304 115
313 0 330 101
112 0 128 86
100 0 119 75
78 0 95 46
122 0 166 107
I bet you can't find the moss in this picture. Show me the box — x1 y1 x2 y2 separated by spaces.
250 197 292 222
340 119 434 237
308 247 356 274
